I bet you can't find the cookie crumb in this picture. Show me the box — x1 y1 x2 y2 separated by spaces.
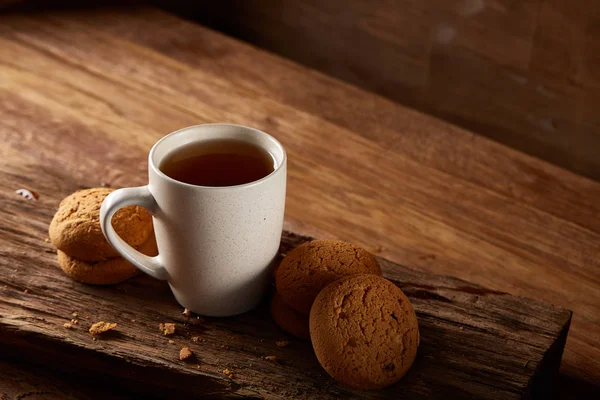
23 289 29 294
159 322 176 336
131 319 136 323
196 315 204 322
15 188 38 201
179 347 193 360
92 337 97 341
72 312 79 318
264 356 278 362
70 319 79 325
100 182 111 187
168 339 175 344
192 336 200 342
182 308 191 317
222 368 233 378
64 322 73 329
370 245 385 254
89 321 117 335
276 340 290 348
44 238 50 243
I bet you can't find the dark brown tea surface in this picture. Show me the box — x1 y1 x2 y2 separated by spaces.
160 139 275 187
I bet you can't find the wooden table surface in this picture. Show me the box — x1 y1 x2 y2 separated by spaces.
0 5 598 397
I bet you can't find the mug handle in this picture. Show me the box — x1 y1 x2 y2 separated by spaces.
100 186 168 281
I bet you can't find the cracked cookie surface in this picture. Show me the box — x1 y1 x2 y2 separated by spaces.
49 188 153 261
275 240 381 315
309 274 419 389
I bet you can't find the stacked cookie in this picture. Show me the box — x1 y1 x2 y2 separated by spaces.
272 240 381 339
49 188 157 285
272 239 419 390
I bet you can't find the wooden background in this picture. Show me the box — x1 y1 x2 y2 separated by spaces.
163 0 600 181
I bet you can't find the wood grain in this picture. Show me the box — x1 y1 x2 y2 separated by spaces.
0 5 598 395
0 356 145 399
0 202 572 400
163 0 600 180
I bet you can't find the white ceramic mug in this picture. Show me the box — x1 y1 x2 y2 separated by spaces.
99 124 286 317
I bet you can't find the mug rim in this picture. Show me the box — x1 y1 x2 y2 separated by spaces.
148 123 287 190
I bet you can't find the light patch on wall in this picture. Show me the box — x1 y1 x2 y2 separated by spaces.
536 85 557 99
507 73 529 85
435 23 456 45
459 0 485 17
527 114 557 132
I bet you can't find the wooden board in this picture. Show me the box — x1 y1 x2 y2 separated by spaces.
0 6 597 396
0 211 571 399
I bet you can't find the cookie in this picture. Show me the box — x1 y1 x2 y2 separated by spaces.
309 274 419 390
275 240 381 315
49 188 153 262
57 234 158 285
270 292 310 340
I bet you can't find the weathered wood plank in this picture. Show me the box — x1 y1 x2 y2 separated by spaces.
0 178 571 398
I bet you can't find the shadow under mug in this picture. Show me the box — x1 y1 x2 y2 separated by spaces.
99 124 287 317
